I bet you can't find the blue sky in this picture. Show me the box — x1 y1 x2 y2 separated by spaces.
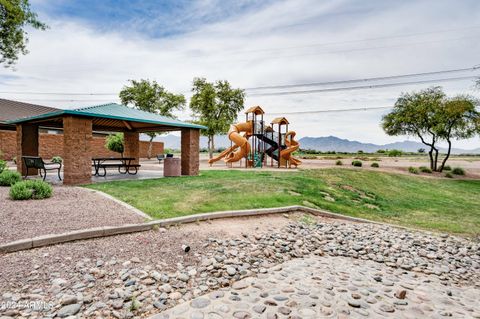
2 0 480 148
31 0 277 37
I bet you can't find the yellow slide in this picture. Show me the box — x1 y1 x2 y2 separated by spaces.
280 131 302 168
225 121 253 163
208 144 239 165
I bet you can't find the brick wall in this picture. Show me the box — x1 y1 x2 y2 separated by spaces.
0 130 164 160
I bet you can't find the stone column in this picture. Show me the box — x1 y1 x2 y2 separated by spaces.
181 128 200 176
63 116 92 185
123 131 140 164
16 123 39 176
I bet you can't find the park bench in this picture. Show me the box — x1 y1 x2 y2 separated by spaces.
22 156 62 181
92 157 141 177
156 153 174 164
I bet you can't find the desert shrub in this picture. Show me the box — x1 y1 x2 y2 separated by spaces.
51 156 63 164
105 133 124 155
9 180 53 200
371 162 379 168
443 165 452 171
357 150 364 154
376 149 386 154
387 149 403 157
419 166 432 173
452 167 465 175
445 172 453 178
0 170 21 186
408 167 419 174
351 160 362 167
336 160 343 166
0 159 6 173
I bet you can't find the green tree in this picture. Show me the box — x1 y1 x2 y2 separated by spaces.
382 87 480 171
119 79 186 158
105 133 124 156
1 0 47 68
435 95 479 171
190 78 245 159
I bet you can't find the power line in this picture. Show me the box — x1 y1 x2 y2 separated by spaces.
247 75 479 97
245 66 480 91
1 65 478 97
194 25 480 57
268 106 393 115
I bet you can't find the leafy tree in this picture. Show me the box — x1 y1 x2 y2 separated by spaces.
1 0 47 68
119 79 186 158
190 78 245 159
382 87 479 171
435 95 479 171
105 133 124 156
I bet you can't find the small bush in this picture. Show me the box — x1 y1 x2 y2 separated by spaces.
105 133 124 155
335 160 343 166
351 160 362 167
452 167 465 175
445 172 453 178
419 166 432 173
408 167 419 174
443 165 452 171
387 149 403 157
51 156 63 164
9 180 53 200
0 170 22 186
12 156 16 164
0 159 6 173
371 162 379 168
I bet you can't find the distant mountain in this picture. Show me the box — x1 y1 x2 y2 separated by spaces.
153 134 231 150
155 134 480 154
298 136 480 154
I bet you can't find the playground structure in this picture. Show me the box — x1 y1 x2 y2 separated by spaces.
209 106 301 168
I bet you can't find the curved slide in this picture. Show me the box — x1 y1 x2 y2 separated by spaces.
208 144 239 165
225 121 252 163
280 131 302 168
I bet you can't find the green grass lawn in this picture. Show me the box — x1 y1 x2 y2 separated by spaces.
86 169 480 236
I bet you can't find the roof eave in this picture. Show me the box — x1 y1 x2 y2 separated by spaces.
6 109 207 130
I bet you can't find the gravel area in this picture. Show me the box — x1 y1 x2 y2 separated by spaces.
0 186 145 244
0 213 478 318
157 256 480 318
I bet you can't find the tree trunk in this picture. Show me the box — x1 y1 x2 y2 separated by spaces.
433 147 439 171
148 136 154 159
439 139 452 172
428 147 434 170
211 136 215 153
208 136 213 159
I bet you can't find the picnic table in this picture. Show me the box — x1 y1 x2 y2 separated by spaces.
92 157 141 177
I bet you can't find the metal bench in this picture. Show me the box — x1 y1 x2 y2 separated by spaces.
92 157 141 177
156 154 165 164
22 156 62 181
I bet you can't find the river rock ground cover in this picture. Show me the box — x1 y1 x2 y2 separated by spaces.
0 213 478 318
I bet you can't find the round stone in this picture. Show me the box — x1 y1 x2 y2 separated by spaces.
191 297 211 309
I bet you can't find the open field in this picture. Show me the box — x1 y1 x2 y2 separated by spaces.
86 168 480 236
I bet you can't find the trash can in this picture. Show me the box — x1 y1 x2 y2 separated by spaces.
164 157 181 177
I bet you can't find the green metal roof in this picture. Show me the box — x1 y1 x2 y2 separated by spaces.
7 103 207 130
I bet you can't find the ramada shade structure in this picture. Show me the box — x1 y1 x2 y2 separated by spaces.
8 103 206 185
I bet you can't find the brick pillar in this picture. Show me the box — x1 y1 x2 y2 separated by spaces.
181 128 200 176
123 131 139 164
63 116 92 185
16 123 39 176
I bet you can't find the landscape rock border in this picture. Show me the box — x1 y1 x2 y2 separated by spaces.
0 205 391 254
